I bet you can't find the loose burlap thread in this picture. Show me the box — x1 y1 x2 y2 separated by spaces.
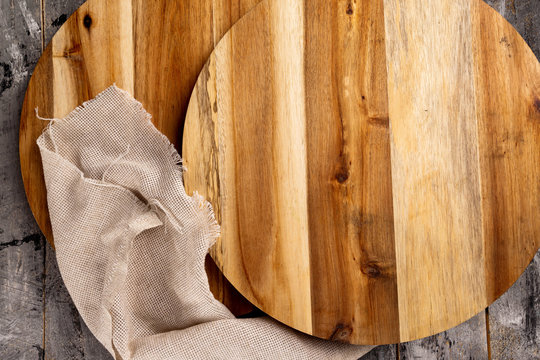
37 85 374 359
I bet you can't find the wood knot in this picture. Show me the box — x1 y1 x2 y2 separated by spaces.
62 44 82 60
83 14 92 29
361 262 382 278
534 97 540 113
346 3 354 15
330 323 353 342
335 170 349 184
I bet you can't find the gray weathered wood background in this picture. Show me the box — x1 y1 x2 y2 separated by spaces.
0 0 539 359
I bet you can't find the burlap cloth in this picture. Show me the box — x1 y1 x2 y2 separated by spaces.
36 85 374 359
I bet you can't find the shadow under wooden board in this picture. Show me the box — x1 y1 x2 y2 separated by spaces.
18 0 262 317
183 0 540 345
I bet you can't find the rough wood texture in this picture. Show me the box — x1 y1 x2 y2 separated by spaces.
399 311 488 360
0 235 45 359
362 344 397 360
183 0 540 345
488 252 540 359
0 0 45 359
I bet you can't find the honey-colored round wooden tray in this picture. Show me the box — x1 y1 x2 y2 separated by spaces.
183 0 540 345
19 0 262 317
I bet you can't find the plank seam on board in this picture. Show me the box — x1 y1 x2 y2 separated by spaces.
470 0 490 319
40 0 45 51
470 1 491 327
485 308 492 360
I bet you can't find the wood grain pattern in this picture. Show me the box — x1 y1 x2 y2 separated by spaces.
472 0 540 302
304 0 398 344
19 0 261 316
184 0 398 343
183 0 540 345
384 0 486 341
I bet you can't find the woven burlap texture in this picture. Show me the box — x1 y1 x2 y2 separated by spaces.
36 85 374 360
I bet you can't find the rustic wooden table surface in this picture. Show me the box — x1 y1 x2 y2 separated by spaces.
1 0 538 359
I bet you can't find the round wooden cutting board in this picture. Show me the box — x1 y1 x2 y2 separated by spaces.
19 0 263 317
183 0 540 345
